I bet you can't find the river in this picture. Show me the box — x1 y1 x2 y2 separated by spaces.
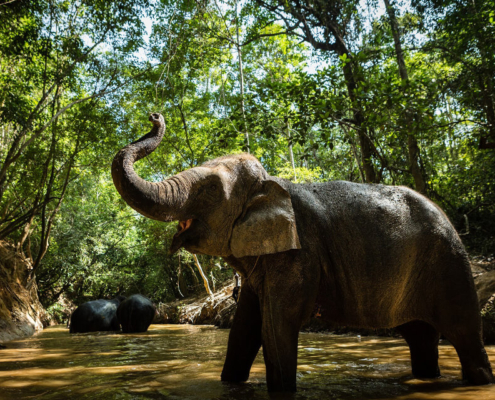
1 325 495 399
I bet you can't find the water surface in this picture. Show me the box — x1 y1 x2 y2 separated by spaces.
1 325 495 399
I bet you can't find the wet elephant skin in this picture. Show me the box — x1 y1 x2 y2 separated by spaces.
111 113 494 392
70 297 125 334
117 294 155 333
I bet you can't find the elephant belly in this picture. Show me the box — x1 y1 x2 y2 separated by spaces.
317 262 431 329
318 294 412 329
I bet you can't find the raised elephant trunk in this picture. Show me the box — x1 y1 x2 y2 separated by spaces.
111 113 196 222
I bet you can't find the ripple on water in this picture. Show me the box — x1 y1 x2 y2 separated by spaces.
0 325 494 400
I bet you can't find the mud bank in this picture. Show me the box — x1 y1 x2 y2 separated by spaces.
0 241 49 343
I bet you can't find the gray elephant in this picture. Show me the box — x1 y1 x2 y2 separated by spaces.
117 294 155 333
70 296 125 333
111 113 494 392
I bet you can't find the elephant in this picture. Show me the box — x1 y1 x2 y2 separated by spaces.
117 294 156 333
111 113 494 392
69 296 125 334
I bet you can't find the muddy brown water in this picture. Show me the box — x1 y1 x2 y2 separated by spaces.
1 325 495 399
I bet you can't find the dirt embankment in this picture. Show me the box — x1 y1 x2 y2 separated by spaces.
472 256 495 343
0 241 50 343
154 282 237 328
157 257 495 343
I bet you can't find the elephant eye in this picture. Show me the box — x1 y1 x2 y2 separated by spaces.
210 184 217 191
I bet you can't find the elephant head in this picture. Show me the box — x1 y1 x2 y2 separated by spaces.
112 113 301 258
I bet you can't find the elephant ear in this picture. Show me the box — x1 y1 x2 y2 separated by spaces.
230 180 301 258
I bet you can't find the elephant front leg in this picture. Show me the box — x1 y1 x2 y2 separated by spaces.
262 320 299 392
221 283 262 383
260 278 306 392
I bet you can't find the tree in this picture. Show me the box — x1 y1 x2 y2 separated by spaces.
383 0 427 193
256 0 381 182
0 0 149 271
415 0 495 149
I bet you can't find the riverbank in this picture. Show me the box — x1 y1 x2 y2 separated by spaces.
154 282 237 328
0 241 50 343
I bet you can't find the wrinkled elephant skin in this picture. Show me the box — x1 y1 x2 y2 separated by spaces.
112 113 494 392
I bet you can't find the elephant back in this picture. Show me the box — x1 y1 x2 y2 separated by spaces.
117 294 155 333
69 299 121 333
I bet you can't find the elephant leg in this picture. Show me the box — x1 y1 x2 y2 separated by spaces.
431 266 494 385
261 316 299 393
221 283 262 383
443 329 494 385
396 320 441 379
259 271 314 392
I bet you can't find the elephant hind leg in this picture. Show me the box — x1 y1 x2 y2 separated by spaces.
443 330 494 385
397 320 441 379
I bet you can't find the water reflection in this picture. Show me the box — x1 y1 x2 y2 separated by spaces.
0 325 494 399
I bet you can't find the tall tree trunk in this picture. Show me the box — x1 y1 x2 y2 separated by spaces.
287 121 296 181
340 54 378 183
384 0 427 193
235 0 250 153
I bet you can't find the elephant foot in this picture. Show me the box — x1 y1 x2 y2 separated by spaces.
397 320 441 381
462 366 495 385
445 329 495 385
266 382 296 393
221 369 249 383
412 366 441 379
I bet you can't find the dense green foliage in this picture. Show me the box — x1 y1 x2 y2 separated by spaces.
0 0 493 313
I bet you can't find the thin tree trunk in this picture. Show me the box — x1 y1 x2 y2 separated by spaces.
340 59 378 183
384 0 427 193
193 254 213 295
287 121 296 181
341 123 365 183
235 0 250 153
186 262 200 285
467 0 495 147
31 94 80 275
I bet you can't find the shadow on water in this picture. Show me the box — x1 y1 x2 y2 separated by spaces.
0 325 495 399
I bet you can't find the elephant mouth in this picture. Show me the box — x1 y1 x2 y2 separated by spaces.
169 219 197 255
177 219 193 235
